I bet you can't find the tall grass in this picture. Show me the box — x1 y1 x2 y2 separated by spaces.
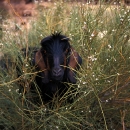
0 1 130 130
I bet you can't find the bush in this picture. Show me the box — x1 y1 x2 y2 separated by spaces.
0 2 130 130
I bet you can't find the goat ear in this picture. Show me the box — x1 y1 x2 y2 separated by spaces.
67 47 82 84
40 36 51 47
35 49 49 83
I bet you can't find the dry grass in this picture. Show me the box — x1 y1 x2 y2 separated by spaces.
0 1 130 130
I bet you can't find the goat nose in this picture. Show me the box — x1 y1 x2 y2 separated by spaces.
53 68 62 76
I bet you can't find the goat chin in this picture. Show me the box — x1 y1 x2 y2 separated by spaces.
51 76 63 82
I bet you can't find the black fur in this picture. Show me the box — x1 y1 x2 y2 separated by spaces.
34 33 82 103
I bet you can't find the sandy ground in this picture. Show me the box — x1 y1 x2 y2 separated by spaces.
0 1 129 40
0 1 129 26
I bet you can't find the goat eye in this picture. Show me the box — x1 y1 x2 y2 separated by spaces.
44 50 46 54
65 49 67 53
65 49 69 54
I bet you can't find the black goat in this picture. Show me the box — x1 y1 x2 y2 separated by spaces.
32 33 82 103
17 33 82 102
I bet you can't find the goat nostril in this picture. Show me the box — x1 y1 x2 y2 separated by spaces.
57 68 61 73
53 68 62 76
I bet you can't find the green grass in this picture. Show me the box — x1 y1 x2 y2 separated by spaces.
0 2 130 130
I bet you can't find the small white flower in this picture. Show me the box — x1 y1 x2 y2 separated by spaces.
19 93 22 95
103 31 107 35
117 73 120 75
114 2 117 4
56 126 59 129
91 33 95 37
120 18 123 21
98 33 104 38
106 100 108 102
97 31 107 39
88 55 97 62
112 29 115 32
16 89 19 93
44 108 47 111
108 44 112 49
124 35 127 38
83 82 86 84
83 13 86 16
0 43 3 48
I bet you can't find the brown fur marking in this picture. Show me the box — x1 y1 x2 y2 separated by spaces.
35 49 48 76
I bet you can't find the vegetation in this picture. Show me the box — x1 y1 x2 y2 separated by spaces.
0 1 130 130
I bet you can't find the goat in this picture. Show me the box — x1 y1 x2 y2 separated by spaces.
30 33 82 103
0 33 82 104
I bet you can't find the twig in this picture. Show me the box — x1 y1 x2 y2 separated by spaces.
6 0 24 24
115 81 130 99
120 110 126 130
